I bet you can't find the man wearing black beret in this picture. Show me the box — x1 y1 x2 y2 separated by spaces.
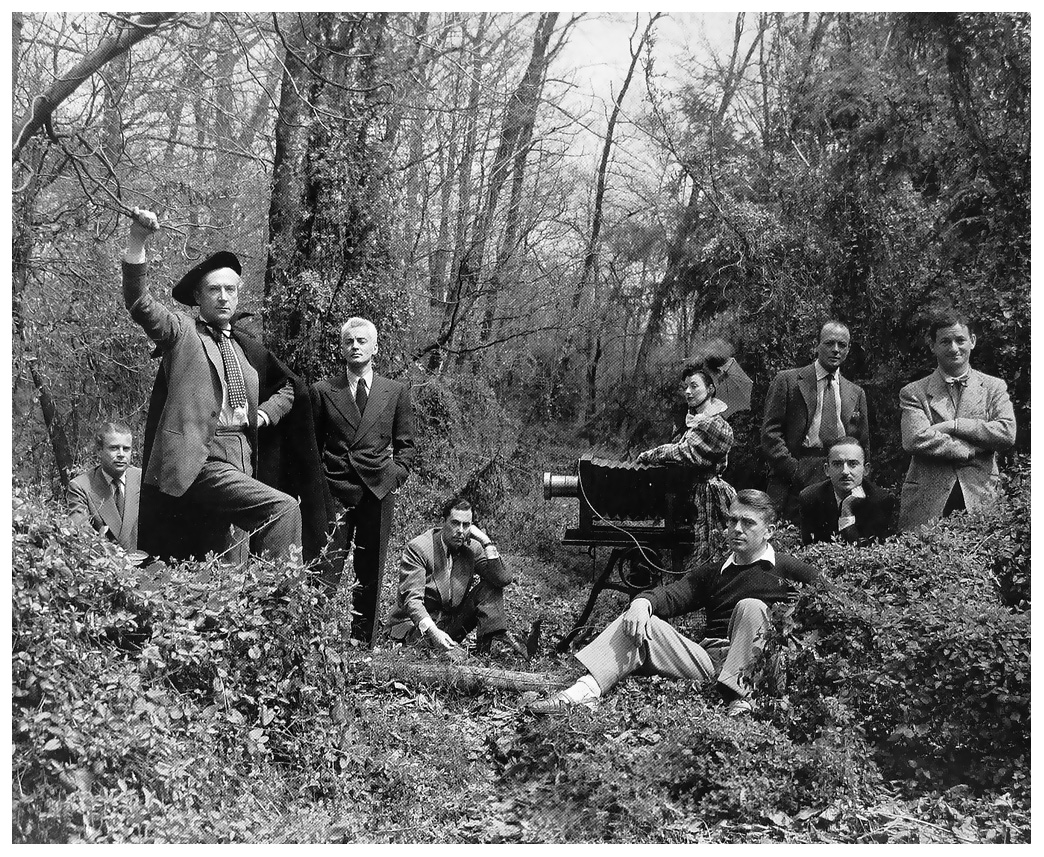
123 208 330 564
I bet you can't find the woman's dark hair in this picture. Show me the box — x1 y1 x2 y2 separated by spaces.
679 364 716 396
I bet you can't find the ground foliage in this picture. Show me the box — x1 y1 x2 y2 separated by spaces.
11 456 1029 843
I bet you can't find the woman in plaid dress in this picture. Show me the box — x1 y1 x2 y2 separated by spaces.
635 366 736 565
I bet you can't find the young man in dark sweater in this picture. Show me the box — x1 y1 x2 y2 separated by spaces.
530 489 821 717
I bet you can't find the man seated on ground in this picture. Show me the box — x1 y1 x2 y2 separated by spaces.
387 497 529 658
799 436 896 545
529 489 821 717
67 421 141 552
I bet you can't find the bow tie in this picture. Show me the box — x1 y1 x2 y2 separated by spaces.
946 375 968 389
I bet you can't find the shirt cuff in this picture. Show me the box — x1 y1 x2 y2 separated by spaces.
257 409 270 427
631 597 653 615
483 543 500 559
838 515 857 531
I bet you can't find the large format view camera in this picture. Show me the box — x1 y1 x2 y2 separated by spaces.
543 454 695 649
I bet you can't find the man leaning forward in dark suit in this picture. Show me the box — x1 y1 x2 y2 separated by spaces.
67 421 141 552
312 316 416 644
386 497 528 658
799 436 896 545
529 490 821 718
123 208 303 562
762 320 869 523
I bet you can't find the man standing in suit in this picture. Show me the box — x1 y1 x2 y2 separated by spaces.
123 208 308 562
312 317 416 644
898 311 1016 531
387 497 528 657
67 421 141 551
761 320 869 522
799 437 896 544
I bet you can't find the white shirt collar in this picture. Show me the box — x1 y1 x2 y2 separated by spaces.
103 470 125 488
815 361 840 381
346 365 374 390
721 542 776 571
834 484 866 505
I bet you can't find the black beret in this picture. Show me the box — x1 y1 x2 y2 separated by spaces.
171 251 243 306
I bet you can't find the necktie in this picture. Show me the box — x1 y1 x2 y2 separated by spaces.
113 479 125 519
355 377 368 416
819 374 839 448
213 329 247 410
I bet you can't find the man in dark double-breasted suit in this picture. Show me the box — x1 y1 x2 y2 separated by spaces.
761 321 869 522
312 317 416 644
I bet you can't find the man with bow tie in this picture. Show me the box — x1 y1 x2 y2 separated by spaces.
67 422 141 552
122 208 328 564
311 316 416 644
761 320 870 523
898 311 1016 531
387 497 527 658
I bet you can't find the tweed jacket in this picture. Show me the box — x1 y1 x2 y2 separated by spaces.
799 477 896 545
386 527 514 636
67 465 141 551
761 362 869 484
311 369 416 504
122 262 294 497
898 368 1015 530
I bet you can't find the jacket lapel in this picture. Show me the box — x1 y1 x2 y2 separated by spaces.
956 369 986 420
357 374 392 439
927 368 957 423
90 467 124 536
838 374 858 425
196 321 225 384
798 364 818 423
324 371 361 432
431 530 453 605
121 468 141 541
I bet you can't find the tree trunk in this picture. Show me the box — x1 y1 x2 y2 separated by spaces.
421 12 559 370
633 13 766 377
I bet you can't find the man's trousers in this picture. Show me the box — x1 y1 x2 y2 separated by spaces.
389 580 510 645
575 598 770 699
181 430 302 562
324 488 396 644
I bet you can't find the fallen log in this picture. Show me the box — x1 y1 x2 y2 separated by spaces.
363 653 569 694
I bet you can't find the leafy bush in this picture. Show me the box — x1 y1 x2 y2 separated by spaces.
778 481 1030 795
11 485 355 841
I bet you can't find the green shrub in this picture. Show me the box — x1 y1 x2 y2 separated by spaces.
778 483 1030 795
11 486 355 841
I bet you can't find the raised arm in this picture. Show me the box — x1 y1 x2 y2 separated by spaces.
122 208 185 349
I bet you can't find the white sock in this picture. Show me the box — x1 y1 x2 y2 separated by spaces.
562 673 601 702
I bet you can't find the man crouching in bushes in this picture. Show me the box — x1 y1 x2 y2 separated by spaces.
386 497 530 659
530 490 821 717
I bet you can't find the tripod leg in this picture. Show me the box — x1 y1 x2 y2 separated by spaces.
557 548 624 652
